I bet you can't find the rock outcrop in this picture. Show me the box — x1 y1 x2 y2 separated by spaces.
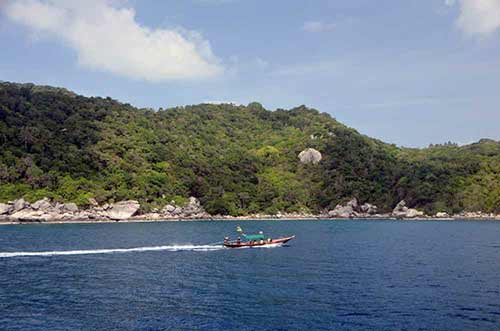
328 198 359 218
31 198 52 211
63 203 79 213
13 198 28 211
156 197 209 219
326 198 385 218
435 212 450 218
106 200 140 220
0 203 13 215
392 200 424 218
360 203 378 215
0 197 142 222
298 148 322 164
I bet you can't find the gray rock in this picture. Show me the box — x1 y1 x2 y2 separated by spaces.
298 148 322 164
327 198 360 218
393 200 408 212
0 203 13 215
392 200 424 218
435 212 450 218
392 200 408 217
328 204 355 218
31 198 52 211
10 209 44 221
183 197 207 218
162 204 176 213
106 200 140 220
405 209 424 218
188 196 201 207
346 198 358 209
43 212 63 221
360 203 378 214
63 203 79 213
13 198 28 211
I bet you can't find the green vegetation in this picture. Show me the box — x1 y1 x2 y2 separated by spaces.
1 82 499 215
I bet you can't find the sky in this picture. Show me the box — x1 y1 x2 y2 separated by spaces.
1 0 500 147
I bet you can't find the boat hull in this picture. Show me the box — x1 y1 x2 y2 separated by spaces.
223 235 295 248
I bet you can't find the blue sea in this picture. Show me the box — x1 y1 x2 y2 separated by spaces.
1 220 500 330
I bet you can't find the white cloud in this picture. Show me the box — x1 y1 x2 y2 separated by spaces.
3 0 223 81
451 0 500 36
302 20 336 33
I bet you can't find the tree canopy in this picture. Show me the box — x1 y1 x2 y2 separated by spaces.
1 82 499 215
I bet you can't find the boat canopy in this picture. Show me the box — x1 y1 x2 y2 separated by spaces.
243 234 266 241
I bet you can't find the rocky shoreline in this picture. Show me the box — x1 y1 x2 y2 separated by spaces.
1 197 500 225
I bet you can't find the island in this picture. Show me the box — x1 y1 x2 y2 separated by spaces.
1 82 500 223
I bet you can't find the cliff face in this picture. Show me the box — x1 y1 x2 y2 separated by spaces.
1 81 499 215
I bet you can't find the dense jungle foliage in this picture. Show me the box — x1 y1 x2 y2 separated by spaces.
1 82 499 215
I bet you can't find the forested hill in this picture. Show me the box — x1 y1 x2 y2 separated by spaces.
1 82 499 215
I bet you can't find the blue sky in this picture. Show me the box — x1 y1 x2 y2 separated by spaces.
1 0 500 147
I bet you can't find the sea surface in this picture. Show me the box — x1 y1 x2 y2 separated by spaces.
1 220 500 330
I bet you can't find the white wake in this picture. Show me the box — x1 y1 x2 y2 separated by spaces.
234 243 283 249
0 245 224 258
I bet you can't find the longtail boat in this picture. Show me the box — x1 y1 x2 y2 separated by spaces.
223 228 295 248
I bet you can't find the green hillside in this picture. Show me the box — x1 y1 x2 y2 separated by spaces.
1 82 499 215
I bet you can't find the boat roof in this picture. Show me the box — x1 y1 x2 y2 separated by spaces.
243 234 266 241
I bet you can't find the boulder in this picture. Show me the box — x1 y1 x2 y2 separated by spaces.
346 198 358 209
0 203 13 215
43 211 64 221
31 198 52 211
188 196 201 207
162 204 176 213
393 200 408 213
392 200 424 218
328 204 355 218
327 198 361 218
360 203 378 215
184 197 209 218
405 209 424 218
183 197 202 215
13 198 28 211
435 212 450 218
63 203 79 213
160 197 209 219
328 205 354 218
10 209 44 221
106 200 140 220
298 148 322 164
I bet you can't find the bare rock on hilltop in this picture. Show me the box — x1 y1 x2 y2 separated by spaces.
298 148 322 164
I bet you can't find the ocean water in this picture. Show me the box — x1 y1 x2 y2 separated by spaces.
1 220 500 330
